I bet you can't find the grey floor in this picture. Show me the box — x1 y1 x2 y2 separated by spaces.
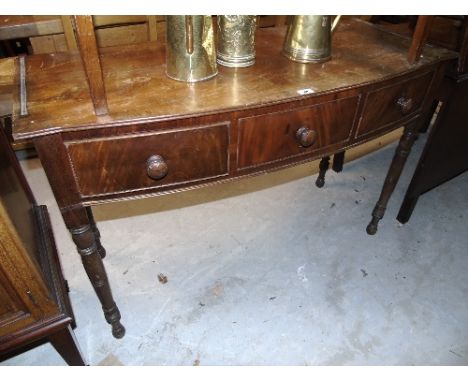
3 131 468 366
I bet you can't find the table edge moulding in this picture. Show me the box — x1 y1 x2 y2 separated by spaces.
8 16 458 338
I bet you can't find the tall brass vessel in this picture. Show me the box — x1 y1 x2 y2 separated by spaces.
217 15 257 67
283 15 341 63
166 15 217 82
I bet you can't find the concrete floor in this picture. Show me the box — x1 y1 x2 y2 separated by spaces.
2 131 468 366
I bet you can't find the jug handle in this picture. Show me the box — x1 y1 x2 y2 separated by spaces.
185 15 194 54
331 15 342 33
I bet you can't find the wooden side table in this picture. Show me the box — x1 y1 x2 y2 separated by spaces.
9 18 457 338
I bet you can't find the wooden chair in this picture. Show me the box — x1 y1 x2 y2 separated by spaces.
0 15 163 55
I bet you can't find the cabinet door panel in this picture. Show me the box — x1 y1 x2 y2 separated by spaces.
0 202 58 342
0 268 35 337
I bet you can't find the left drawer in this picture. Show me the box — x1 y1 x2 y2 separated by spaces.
66 123 230 197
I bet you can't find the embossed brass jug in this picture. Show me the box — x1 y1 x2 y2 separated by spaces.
217 15 257 67
166 15 218 82
283 15 341 63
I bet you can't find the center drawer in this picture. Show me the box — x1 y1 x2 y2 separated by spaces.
237 96 359 169
66 123 230 197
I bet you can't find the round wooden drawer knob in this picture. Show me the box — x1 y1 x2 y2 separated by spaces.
296 126 317 147
146 155 168 180
397 96 413 115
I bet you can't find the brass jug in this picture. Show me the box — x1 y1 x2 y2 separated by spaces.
166 15 218 82
217 15 257 67
282 15 341 63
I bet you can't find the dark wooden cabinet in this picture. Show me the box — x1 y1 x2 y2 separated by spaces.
0 125 85 365
397 16 468 222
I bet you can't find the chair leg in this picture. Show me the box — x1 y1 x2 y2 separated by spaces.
49 325 87 366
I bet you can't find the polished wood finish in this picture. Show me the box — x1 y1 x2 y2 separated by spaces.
72 16 108 116
237 96 358 170
66 123 229 197
12 20 455 139
33 134 124 339
0 127 85 365
356 71 434 138
8 19 457 337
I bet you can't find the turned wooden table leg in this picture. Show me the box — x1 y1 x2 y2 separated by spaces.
34 135 124 339
85 206 106 259
315 156 330 188
366 123 419 235
68 217 125 338
332 151 345 173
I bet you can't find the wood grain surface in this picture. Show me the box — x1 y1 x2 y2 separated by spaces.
11 19 456 139
66 123 230 197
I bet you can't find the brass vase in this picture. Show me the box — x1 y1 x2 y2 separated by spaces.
216 15 257 68
283 15 341 63
166 15 218 82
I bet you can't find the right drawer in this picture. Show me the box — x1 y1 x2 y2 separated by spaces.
356 71 434 138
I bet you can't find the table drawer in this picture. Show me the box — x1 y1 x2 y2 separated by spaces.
66 123 230 197
237 96 359 169
357 71 434 137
